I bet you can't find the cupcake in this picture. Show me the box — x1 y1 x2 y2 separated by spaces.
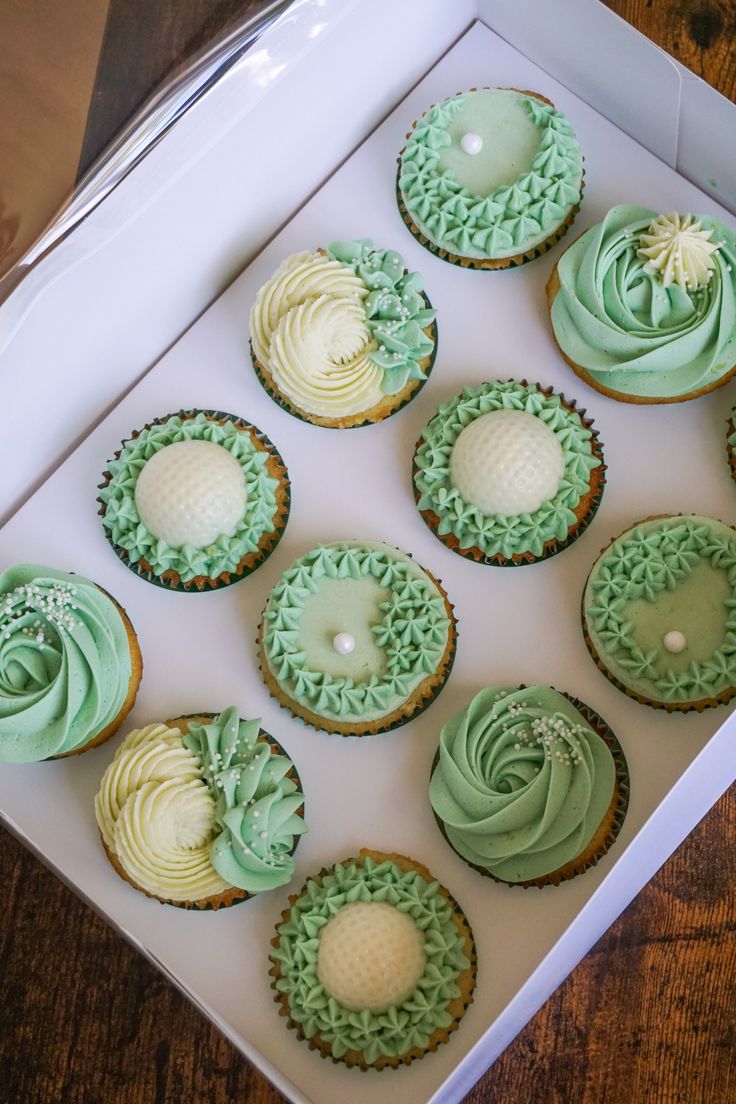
583 515 736 711
547 207 736 402
413 380 605 565
98 409 289 591
95 706 306 908
726 406 736 482
429 686 628 887
269 849 476 1069
250 239 437 428
0 565 142 762
258 541 456 736
397 88 583 269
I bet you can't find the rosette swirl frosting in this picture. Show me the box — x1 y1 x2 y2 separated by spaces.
95 708 306 902
183 707 306 892
250 242 435 417
0 565 133 763
550 205 736 398
429 686 616 882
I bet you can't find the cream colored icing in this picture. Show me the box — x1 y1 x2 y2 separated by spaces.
95 723 230 902
250 251 384 417
637 212 720 291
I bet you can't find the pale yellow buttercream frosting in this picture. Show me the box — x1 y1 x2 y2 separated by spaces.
95 723 230 902
250 251 385 417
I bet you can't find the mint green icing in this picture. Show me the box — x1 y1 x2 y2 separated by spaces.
99 413 282 584
262 542 451 724
414 381 601 560
270 856 471 1063
326 240 436 395
551 205 736 398
430 686 616 882
399 90 583 260
584 516 736 703
0 565 132 763
182 707 305 893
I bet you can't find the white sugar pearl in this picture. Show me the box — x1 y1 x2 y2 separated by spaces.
460 132 483 155
663 630 687 654
333 632 356 655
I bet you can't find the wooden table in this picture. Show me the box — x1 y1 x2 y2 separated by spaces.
1 3 735 1101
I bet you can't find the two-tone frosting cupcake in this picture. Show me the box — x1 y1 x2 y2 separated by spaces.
250 240 437 428
0 565 142 762
96 707 306 907
547 206 736 402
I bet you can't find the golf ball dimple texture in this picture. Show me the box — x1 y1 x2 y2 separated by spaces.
449 410 565 516
316 901 427 1013
134 440 247 549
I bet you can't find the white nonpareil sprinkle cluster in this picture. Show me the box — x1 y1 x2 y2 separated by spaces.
636 212 721 292
1 582 79 644
504 699 585 766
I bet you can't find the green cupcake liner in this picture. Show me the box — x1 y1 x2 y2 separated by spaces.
430 688 630 888
97 408 290 593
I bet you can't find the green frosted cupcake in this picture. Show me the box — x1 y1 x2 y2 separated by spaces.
429 685 628 887
269 849 476 1069
583 515 736 711
98 409 290 591
413 380 605 565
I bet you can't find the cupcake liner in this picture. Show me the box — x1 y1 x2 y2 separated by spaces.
581 514 736 713
268 848 477 1070
412 379 606 567
431 689 630 888
51 583 143 760
725 412 736 484
97 409 290 592
396 88 584 271
546 262 736 404
100 712 305 910
257 562 458 737
251 292 438 429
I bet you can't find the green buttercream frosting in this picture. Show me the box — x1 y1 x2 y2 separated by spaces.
262 542 451 723
0 565 132 763
551 205 736 398
99 413 281 583
182 707 306 893
399 90 583 260
270 856 471 1063
326 240 436 395
414 381 601 560
584 516 736 703
429 686 616 882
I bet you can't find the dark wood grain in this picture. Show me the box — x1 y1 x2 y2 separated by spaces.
1 2 736 1103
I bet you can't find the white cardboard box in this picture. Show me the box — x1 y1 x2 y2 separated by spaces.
1 4 736 1103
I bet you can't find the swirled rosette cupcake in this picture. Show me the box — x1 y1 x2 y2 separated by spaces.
397 88 583 269
547 206 736 402
0 565 142 762
413 380 605 566
95 706 306 908
249 239 437 428
98 409 289 591
583 515 736 711
269 849 476 1069
258 541 457 736
429 686 628 887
